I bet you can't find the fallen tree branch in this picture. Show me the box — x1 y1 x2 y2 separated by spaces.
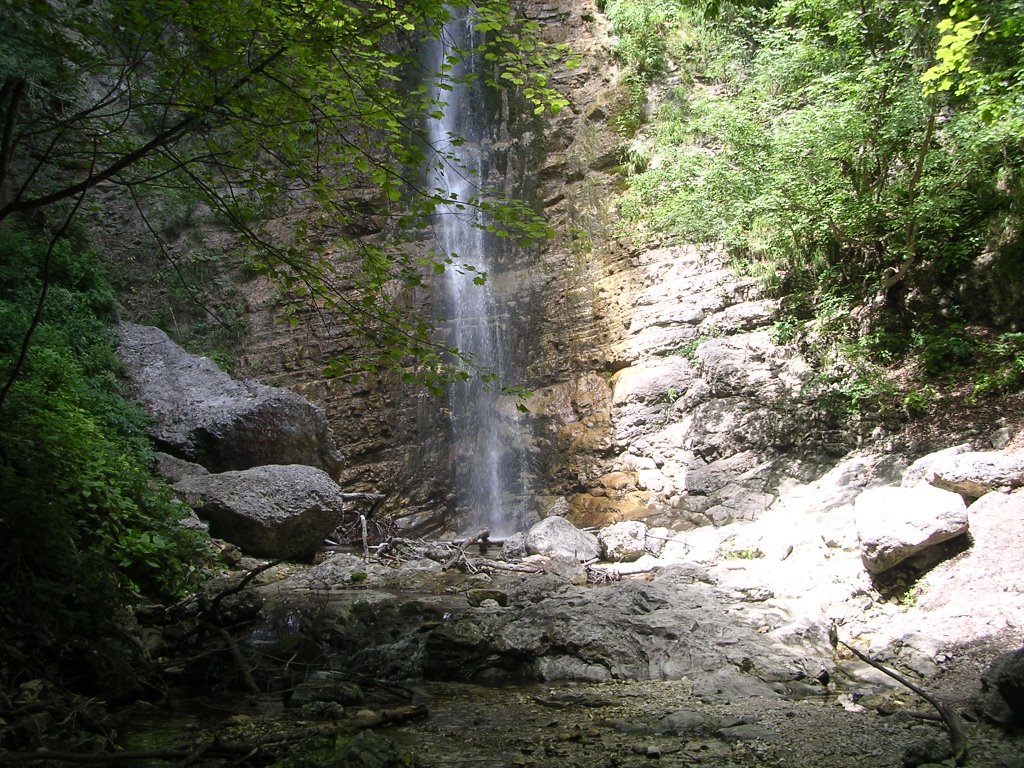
830 624 967 765
209 558 285 615
443 529 491 569
464 559 543 574
210 624 260 694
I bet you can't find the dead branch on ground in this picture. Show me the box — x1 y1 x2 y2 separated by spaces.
830 623 967 765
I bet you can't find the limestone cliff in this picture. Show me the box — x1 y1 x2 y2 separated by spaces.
111 0 1021 536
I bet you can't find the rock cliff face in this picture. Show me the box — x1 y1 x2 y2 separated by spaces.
218 0 1011 536
213 0 853 533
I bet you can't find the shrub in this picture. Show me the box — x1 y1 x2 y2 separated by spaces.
0 225 213 685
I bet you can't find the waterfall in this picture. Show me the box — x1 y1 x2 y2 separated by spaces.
423 6 533 537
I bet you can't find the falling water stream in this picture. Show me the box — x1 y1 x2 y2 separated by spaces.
424 6 533 537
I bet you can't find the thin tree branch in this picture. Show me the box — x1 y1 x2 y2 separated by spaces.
0 47 288 223
0 77 27 198
831 625 967 765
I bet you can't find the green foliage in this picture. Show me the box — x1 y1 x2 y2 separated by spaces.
605 0 690 134
614 0 1024 402
903 386 937 417
607 0 681 82
971 331 1024 398
922 0 1024 133
913 324 979 375
720 538 764 559
0 0 565 390
618 0 1020 292
0 225 213 683
145 247 249 372
768 316 802 346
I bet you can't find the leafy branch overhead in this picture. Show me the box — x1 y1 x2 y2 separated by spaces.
0 0 566 387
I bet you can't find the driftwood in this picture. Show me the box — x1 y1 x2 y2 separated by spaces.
830 624 967 765
464 558 543 574
445 529 491 565
339 492 386 502
0 705 429 764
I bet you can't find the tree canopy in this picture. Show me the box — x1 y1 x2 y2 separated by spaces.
0 0 566 391
610 0 1024 408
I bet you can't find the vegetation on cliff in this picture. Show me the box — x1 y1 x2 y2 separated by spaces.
610 0 1024 412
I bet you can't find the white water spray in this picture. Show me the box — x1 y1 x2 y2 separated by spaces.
424 7 532 537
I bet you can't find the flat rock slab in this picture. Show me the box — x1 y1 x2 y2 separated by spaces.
854 485 968 574
927 450 1024 498
421 567 825 686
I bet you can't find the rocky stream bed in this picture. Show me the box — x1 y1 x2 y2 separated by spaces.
101 512 1024 768
101 556 1023 768
6 505 1022 768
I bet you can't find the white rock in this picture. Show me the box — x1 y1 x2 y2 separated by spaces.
645 526 674 556
599 520 648 561
901 444 971 487
927 450 1024 498
589 554 663 577
854 485 968 574
525 516 601 562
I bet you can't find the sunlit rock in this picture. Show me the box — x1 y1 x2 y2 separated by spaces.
854 485 969 574
901 444 972 488
598 520 648 561
525 515 601 562
927 449 1024 499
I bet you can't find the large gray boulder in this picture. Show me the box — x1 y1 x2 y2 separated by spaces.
926 449 1024 499
174 464 346 559
525 516 601 562
118 323 341 475
854 485 968 574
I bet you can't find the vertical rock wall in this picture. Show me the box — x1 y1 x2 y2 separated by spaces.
229 0 866 534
